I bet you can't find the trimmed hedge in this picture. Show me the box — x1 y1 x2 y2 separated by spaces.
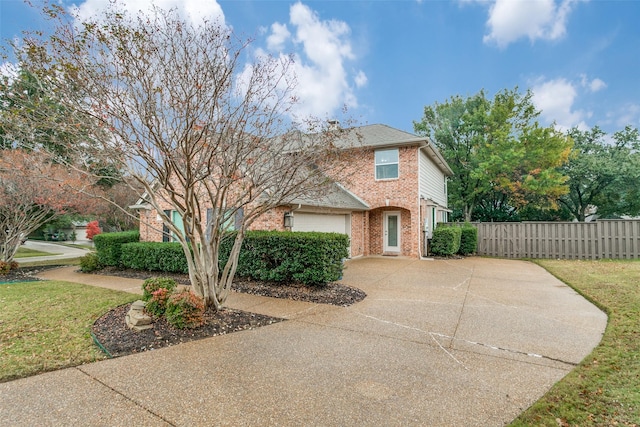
430 226 462 256
458 224 478 255
93 231 139 266
120 242 189 273
115 231 349 287
233 231 349 286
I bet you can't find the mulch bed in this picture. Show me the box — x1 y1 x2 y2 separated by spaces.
92 304 283 357
96 266 367 307
3 265 366 358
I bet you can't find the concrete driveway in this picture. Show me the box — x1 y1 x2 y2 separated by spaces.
0 257 606 426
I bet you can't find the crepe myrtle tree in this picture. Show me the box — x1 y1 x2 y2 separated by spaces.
0 149 96 265
7 4 354 309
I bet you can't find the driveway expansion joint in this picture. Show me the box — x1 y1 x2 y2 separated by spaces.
75 366 176 426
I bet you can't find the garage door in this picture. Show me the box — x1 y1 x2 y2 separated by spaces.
292 212 351 257
292 212 349 234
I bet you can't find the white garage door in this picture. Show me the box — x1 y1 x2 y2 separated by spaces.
292 212 349 234
293 212 351 256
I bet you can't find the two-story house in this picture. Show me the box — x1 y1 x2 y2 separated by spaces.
137 124 453 258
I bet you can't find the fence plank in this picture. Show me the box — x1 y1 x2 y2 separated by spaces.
467 220 640 260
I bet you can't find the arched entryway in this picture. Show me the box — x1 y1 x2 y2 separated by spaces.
368 207 413 256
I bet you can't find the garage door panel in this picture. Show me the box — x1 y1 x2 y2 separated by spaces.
292 213 347 234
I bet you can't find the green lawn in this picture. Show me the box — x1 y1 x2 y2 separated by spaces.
14 247 57 258
510 259 640 426
0 280 137 383
17 257 83 267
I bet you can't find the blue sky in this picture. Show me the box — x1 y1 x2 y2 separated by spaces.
1 0 639 135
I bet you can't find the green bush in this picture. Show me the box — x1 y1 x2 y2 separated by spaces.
79 253 102 272
93 231 139 266
141 277 178 301
121 242 189 273
230 231 349 286
430 225 462 256
165 290 205 329
145 287 173 317
458 224 478 255
124 230 349 287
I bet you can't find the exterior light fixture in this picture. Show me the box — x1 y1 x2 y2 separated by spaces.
284 211 294 228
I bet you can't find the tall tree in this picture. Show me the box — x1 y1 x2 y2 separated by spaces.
4 4 351 309
560 126 640 221
414 88 572 221
0 69 83 160
0 149 96 264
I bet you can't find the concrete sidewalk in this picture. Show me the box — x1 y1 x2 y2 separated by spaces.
0 257 607 426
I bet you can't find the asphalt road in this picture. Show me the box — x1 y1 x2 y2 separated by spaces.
17 240 91 263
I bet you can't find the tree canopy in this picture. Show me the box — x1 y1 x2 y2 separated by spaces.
0 149 97 263
560 126 640 221
3 4 352 308
414 88 572 222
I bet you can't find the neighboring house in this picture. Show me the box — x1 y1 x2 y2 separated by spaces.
135 124 453 258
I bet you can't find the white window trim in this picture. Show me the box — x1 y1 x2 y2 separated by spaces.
374 148 400 181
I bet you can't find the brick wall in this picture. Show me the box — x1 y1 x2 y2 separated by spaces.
350 211 366 257
339 145 421 257
250 206 288 231
137 143 425 258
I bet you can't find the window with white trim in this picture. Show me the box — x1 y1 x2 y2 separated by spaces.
375 148 399 180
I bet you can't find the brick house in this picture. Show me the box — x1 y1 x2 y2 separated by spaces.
136 124 453 258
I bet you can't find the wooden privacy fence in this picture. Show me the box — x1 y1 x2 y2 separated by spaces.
470 220 640 260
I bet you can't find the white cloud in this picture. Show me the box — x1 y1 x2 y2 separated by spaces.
354 70 368 88
531 77 589 131
580 74 607 93
72 0 225 26
267 23 290 51
612 103 640 128
483 0 581 48
0 62 19 81
262 2 366 119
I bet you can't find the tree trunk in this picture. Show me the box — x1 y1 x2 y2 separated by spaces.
464 204 473 222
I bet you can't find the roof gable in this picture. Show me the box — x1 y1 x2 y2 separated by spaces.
333 124 453 176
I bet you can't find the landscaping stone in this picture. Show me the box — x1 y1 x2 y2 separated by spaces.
125 300 153 331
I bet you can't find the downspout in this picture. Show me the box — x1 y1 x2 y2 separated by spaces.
417 148 423 258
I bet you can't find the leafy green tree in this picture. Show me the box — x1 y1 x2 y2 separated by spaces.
560 126 640 221
0 69 79 159
414 88 572 222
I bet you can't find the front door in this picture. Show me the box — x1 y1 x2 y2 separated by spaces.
383 211 401 253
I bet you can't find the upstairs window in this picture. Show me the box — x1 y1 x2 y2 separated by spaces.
375 148 399 180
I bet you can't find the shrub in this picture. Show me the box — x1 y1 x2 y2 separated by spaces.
165 290 205 329
118 230 348 286
145 287 173 317
79 253 102 272
0 261 19 275
86 220 102 240
141 277 178 301
93 230 140 266
458 224 478 255
120 242 189 273
229 231 349 286
430 225 462 256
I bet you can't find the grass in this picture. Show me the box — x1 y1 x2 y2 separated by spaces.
510 259 640 427
0 280 137 383
17 257 83 267
14 247 57 258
